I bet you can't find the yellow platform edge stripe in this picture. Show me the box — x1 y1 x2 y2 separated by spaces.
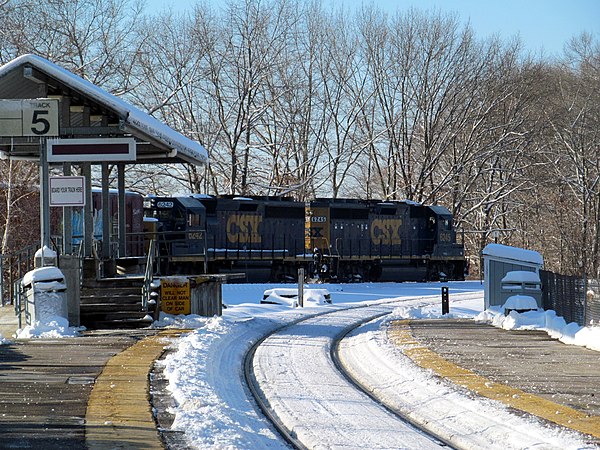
85 329 189 450
388 320 600 440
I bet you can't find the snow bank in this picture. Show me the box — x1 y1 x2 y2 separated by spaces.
475 307 600 352
16 315 83 339
502 295 538 311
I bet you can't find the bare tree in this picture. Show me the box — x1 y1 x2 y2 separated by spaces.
0 160 39 254
536 34 600 276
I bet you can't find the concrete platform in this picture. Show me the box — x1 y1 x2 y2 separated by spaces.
389 319 600 443
0 304 19 339
0 327 177 449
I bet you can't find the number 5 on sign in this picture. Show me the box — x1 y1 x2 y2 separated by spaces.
22 99 59 136
0 99 59 137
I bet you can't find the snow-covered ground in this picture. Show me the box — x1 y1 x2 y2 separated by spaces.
2 280 597 448
153 281 596 449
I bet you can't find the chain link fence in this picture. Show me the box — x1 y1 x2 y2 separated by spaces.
540 270 600 327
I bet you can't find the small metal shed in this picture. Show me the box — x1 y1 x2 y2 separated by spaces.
482 243 544 309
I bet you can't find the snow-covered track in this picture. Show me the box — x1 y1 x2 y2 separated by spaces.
245 299 451 449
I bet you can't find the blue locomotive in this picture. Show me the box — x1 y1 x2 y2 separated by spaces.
142 195 466 283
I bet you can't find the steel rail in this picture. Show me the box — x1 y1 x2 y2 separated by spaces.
243 296 462 449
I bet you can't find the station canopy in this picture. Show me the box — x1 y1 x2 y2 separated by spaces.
0 54 208 166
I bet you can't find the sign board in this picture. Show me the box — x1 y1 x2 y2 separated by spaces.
49 176 85 207
47 138 136 162
161 278 191 315
0 99 59 137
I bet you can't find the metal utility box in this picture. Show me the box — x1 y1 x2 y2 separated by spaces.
482 244 543 309
501 271 542 314
501 271 542 307
22 266 68 325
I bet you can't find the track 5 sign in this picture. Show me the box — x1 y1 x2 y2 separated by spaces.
0 98 59 137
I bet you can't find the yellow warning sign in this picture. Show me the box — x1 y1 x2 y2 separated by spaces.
161 278 191 315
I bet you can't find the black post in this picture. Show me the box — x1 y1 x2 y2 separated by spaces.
441 286 449 315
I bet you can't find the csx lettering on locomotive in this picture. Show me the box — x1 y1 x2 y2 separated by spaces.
227 214 262 244
371 218 402 245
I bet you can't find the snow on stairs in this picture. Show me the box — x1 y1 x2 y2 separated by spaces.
80 277 155 329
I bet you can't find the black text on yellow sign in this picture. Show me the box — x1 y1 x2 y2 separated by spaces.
161 279 191 315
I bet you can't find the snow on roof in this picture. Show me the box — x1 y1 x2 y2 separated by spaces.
501 271 541 284
482 243 543 266
0 54 208 166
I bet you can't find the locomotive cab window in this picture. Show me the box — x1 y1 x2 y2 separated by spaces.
188 213 200 228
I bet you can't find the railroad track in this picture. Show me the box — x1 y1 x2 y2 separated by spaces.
243 297 458 449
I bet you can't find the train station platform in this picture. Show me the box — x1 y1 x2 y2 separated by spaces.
389 318 600 444
1 304 599 448
0 302 185 450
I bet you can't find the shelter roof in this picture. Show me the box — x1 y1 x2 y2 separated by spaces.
0 54 207 166
482 243 544 266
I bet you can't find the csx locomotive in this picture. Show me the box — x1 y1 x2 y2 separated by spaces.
142 195 466 283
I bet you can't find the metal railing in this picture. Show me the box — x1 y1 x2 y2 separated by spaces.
0 244 38 306
12 276 25 329
141 239 156 312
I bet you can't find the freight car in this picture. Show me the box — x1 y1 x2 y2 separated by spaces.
142 195 466 283
67 189 145 256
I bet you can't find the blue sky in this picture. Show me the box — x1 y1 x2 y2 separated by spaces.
144 0 600 57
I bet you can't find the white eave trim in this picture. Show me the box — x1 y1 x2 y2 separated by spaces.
0 54 208 166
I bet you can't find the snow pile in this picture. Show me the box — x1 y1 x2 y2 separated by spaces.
157 317 241 446
476 307 600 352
152 312 219 329
33 245 57 265
16 315 83 339
22 266 63 286
261 288 331 307
0 333 8 345
502 294 538 311
156 313 286 448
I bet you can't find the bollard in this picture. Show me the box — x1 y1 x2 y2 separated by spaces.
298 268 305 308
441 286 449 315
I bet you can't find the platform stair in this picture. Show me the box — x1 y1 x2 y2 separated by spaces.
80 277 156 329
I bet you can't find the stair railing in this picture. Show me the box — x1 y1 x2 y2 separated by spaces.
141 239 156 312
12 276 25 329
